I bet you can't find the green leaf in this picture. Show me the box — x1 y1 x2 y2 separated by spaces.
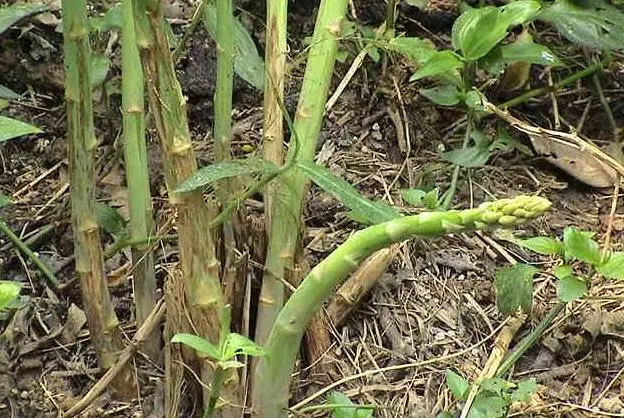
410 50 463 81
468 392 508 418
0 84 19 100
498 36 563 67
0 281 21 311
171 333 221 360
176 158 279 193
405 0 428 10
400 189 427 206
0 115 42 143
386 36 436 65
563 227 601 265
452 2 540 60
327 392 374 418
480 377 511 396
0 193 12 208
596 252 624 279
90 55 110 89
557 275 587 302
442 146 490 168
446 370 470 400
517 236 563 255
222 333 266 360
95 203 128 238
553 264 573 279
464 89 484 110
495 263 537 316
538 0 624 51
0 3 48 35
452 7 508 60
511 378 537 403
202 4 265 90
89 3 123 33
499 1 542 27
419 85 461 106
423 188 440 210
297 162 400 225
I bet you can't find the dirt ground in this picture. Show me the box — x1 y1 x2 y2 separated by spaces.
1 0 624 417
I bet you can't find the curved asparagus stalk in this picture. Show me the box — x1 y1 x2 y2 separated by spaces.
253 195 552 417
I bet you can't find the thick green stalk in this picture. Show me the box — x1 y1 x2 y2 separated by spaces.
254 195 552 417
256 0 349 349
62 0 132 393
121 0 159 361
262 0 288 232
214 0 234 169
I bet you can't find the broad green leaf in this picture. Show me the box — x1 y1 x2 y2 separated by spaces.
400 189 427 206
452 1 540 60
90 55 110 89
511 378 537 403
386 36 436 65
176 158 279 193
557 275 587 302
410 50 463 81
420 85 461 106
203 4 265 90
445 370 470 400
89 3 123 33
327 391 374 418
480 377 511 396
553 264 573 279
464 89 483 110
0 84 19 100
538 0 624 51
517 236 563 255
423 188 440 210
596 252 624 279
0 3 48 35
495 263 537 315
495 126 533 156
222 333 265 360
452 7 508 60
0 115 42 143
297 162 400 225
95 203 128 237
442 146 490 168
171 333 221 360
498 37 563 67
499 1 542 27
563 227 601 265
0 281 21 311
0 193 12 208
467 392 508 418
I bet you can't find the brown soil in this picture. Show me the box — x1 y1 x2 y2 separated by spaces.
1 0 624 417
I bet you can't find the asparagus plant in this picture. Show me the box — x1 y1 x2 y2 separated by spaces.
121 0 159 361
253 195 552 417
62 0 132 393
255 0 349 347
262 0 288 232
131 0 234 413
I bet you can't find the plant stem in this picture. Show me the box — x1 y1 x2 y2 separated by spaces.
0 219 58 288
385 0 397 33
500 62 601 109
62 0 131 393
441 115 472 210
495 302 566 377
204 366 227 418
255 195 552 417
104 234 178 259
214 0 234 173
172 0 205 63
255 0 350 351
121 0 159 361
263 0 288 235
